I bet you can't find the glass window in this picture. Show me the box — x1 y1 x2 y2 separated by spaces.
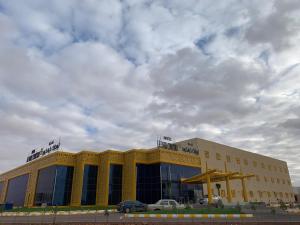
136 163 202 204
81 165 98 205
34 165 73 206
108 164 122 205
0 182 4 199
236 158 240 165
5 174 29 206
34 166 56 206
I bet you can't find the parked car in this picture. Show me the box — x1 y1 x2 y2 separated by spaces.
147 199 185 210
199 195 223 207
117 200 147 213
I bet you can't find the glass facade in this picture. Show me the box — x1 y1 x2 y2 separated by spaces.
34 165 73 206
0 182 3 198
81 165 98 205
5 174 29 206
136 163 202 204
108 164 122 205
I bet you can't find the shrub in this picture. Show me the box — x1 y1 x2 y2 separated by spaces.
270 207 276 214
235 202 241 212
279 200 287 210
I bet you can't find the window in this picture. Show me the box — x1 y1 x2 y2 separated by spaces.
279 192 283 198
253 161 257 167
243 159 248 166
205 151 209 159
5 174 29 207
267 192 271 198
273 166 277 172
226 155 231 163
277 178 280 184
108 164 123 205
216 153 221 160
285 193 288 198
279 167 282 172
81 165 98 205
282 179 285 184
256 175 260 182
161 200 169 205
0 182 3 198
274 192 277 197
236 158 240 165
261 163 265 169
268 165 272 171
137 163 202 204
271 178 274 183
284 168 288 174
34 165 74 206
264 176 268 182
258 191 263 198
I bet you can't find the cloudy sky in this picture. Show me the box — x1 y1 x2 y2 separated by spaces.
0 0 300 185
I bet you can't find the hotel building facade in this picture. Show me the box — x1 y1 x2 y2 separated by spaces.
0 138 294 207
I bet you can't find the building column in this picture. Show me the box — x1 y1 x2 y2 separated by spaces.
97 155 110 206
24 170 38 207
241 177 248 202
0 180 8 204
207 175 212 204
70 157 85 206
224 162 232 203
225 177 232 203
122 152 136 201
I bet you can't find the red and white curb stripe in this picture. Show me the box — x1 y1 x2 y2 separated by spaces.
125 214 253 219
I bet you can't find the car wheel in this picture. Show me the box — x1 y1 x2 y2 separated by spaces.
125 208 130 213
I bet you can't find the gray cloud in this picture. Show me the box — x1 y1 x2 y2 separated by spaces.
0 0 299 186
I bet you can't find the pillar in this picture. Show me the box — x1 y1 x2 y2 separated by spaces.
0 180 8 204
225 177 232 203
70 156 85 206
96 155 110 206
224 162 232 203
24 170 38 207
122 152 136 201
241 177 248 202
207 175 212 204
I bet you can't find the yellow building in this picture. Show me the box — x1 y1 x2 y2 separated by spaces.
0 138 294 207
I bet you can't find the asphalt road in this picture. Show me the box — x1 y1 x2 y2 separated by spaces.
1 212 300 224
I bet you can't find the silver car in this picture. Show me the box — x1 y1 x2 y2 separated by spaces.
148 199 185 210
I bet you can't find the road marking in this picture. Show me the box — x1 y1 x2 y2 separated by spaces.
124 213 254 219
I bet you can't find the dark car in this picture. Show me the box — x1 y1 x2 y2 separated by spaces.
117 200 147 213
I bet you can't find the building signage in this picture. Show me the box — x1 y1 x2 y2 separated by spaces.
26 139 61 162
157 137 199 155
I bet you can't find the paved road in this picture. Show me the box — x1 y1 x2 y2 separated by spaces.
1 212 300 224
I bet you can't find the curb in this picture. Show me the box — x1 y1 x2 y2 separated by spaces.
0 209 117 217
125 214 253 219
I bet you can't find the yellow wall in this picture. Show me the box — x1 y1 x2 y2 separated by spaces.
0 148 201 207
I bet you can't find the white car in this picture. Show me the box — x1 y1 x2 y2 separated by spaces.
199 195 222 205
147 199 185 210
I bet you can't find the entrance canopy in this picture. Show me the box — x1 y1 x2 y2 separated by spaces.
181 169 255 184
181 167 255 204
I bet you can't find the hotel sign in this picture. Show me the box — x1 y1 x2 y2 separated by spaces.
157 137 199 155
26 139 61 162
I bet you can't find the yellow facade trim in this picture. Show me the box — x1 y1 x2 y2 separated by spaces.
0 148 201 207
